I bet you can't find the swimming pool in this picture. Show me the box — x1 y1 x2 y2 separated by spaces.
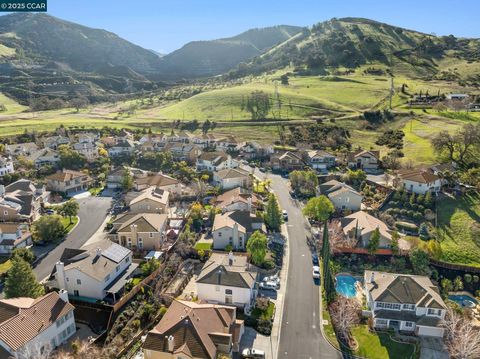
335 274 360 298
448 294 478 308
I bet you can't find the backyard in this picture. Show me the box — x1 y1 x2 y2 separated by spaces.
437 192 480 267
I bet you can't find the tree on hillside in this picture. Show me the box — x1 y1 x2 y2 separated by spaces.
58 199 79 224
289 170 318 197
431 123 480 166
409 248 431 276
246 231 267 266
4 256 44 299
303 196 334 223
342 169 367 189
367 228 380 255
32 215 65 243
264 193 282 232
245 91 271 120
70 97 89 112
443 308 480 359
58 145 86 170
280 74 289 85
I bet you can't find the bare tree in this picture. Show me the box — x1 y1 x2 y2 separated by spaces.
443 308 480 359
329 296 361 347
15 342 52 359
329 220 358 253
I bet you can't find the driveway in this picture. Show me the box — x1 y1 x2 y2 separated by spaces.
420 337 449 359
33 195 113 281
267 173 341 359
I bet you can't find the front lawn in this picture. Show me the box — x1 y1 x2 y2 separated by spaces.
193 241 212 251
0 258 12 276
437 192 480 267
351 325 417 359
61 216 79 234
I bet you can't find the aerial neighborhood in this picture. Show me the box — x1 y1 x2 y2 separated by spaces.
0 6 480 359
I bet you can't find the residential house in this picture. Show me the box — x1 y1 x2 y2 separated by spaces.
347 150 381 172
0 157 14 177
364 270 446 337
127 186 170 214
306 150 336 171
108 213 168 251
213 187 259 213
0 223 32 254
143 299 244 359
212 211 264 251
139 133 166 145
107 167 127 189
397 169 442 195
196 252 258 311
319 180 363 211
107 139 135 157
196 151 238 172
42 135 70 150
53 240 137 302
134 173 182 196
192 133 219 148
339 211 392 249
46 169 93 194
215 136 244 152
117 129 134 141
76 132 99 144
165 143 202 164
27 148 60 169
239 141 274 160
0 291 76 358
5 142 38 157
213 168 252 190
270 151 305 172
72 141 98 162
446 93 468 101
0 180 47 222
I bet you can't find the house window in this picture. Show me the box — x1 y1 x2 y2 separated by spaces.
405 321 414 328
138 239 143 249
376 319 388 326
116 265 120 272
76 279 81 285
149 232 153 238
403 304 415 311
218 232 222 237
225 289 233 295
428 308 441 316
125 257 130 263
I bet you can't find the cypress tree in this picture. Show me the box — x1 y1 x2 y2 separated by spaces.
4 256 44 299
321 221 336 302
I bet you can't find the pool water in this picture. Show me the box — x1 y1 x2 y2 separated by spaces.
448 294 478 308
336 275 359 298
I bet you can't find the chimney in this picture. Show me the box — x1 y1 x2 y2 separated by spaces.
228 251 234 266
370 272 375 284
55 262 66 290
95 248 102 257
58 289 69 303
233 223 239 248
167 335 175 352
247 196 252 212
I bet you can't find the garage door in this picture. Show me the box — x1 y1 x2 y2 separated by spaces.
417 326 444 337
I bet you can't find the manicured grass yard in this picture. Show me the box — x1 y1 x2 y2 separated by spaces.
437 192 480 267
61 216 79 234
193 241 213 251
352 325 417 359
0 257 12 276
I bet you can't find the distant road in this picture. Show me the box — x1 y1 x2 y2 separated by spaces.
33 196 112 281
265 172 341 359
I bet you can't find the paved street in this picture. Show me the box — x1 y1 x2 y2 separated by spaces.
268 174 341 359
34 195 113 281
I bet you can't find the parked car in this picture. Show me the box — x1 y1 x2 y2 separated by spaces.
45 209 54 215
282 210 288 221
263 274 280 288
312 266 320 279
242 348 265 359
259 281 278 291
312 254 319 266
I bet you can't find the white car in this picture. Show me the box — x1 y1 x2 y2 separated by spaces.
242 348 266 358
259 281 278 291
312 266 320 279
263 275 280 288
282 209 288 221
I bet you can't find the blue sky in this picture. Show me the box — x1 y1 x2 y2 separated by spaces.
41 0 480 53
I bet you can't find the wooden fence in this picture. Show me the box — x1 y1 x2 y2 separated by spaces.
429 258 480 274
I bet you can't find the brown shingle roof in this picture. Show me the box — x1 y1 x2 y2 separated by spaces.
398 169 439 184
135 174 179 187
116 213 168 233
214 168 250 180
214 188 258 209
143 300 240 359
0 292 74 351
46 169 91 182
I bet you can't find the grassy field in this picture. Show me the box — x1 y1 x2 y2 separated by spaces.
437 192 480 267
0 93 27 114
352 326 417 359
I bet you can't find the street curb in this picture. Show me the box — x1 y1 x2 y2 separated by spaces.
66 215 80 234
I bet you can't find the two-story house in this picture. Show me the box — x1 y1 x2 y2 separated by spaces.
270 151 305 172
212 211 265 251
0 180 47 222
364 271 447 337
0 156 14 177
46 169 93 194
72 141 98 162
319 180 363 211
340 211 392 249
27 148 61 169
213 187 259 213
164 143 202 164
134 173 182 196
42 135 70 150
0 223 32 254
127 186 170 214
196 252 258 312
108 213 168 251
196 152 238 172
107 139 135 157
306 150 336 172
347 150 381 172
397 169 442 195
143 299 244 359
0 290 76 358
213 168 252 190
5 142 38 157
53 240 137 302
